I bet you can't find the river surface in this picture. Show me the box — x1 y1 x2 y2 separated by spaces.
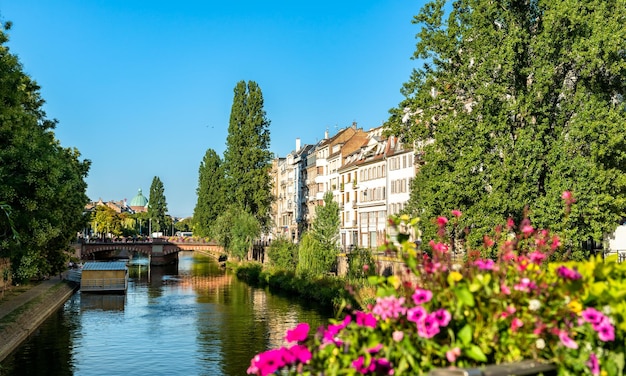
0 252 331 376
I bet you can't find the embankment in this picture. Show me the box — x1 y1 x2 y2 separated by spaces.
0 281 78 362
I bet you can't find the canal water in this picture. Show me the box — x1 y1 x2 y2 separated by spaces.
0 252 332 376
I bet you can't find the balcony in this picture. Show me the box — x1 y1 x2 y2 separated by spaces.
351 200 357 209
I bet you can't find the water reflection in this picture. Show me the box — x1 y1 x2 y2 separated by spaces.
1 252 330 376
80 294 125 311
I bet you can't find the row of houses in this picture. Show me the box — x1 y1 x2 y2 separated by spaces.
270 123 417 251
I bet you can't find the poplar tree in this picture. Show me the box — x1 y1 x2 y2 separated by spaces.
222 80 273 229
193 148 226 237
0 22 90 279
147 176 168 233
386 0 626 254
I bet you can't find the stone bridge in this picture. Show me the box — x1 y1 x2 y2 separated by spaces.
75 238 225 266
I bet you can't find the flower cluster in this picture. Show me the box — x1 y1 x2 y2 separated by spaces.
248 203 625 375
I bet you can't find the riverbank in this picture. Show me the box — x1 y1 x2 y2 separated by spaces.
0 278 78 362
233 262 376 314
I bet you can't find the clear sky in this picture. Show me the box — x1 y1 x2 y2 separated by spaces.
1 0 422 218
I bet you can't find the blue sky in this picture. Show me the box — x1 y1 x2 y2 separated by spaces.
1 1 423 218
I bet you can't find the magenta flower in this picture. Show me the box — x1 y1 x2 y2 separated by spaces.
500 283 511 295
451 210 462 218
558 331 579 349
513 277 537 292
437 216 448 226
352 356 375 374
372 296 406 320
417 314 440 338
412 288 433 305
288 344 311 364
285 322 310 342
594 320 615 342
586 353 600 376
432 309 451 327
581 307 604 325
247 348 285 376
355 311 377 328
474 258 495 270
407 306 427 324
556 266 582 280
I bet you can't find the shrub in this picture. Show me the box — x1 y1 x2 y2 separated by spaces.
247 206 625 375
267 237 298 271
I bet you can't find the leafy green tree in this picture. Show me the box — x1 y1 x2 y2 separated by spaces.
297 192 340 277
223 80 273 229
147 176 168 233
91 206 121 238
212 205 260 260
386 0 626 253
266 237 298 271
0 22 90 280
193 148 226 237
174 217 192 233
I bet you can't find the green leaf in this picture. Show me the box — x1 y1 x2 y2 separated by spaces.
458 324 472 345
465 345 487 362
454 287 475 307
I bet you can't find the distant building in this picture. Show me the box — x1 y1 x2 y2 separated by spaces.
129 188 148 213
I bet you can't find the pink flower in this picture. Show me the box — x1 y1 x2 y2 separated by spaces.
392 330 404 342
352 356 375 374
429 240 449 254
594 320 615 342
285 323 309 342
581 307 604 325
412 288 433 305
407 306 427 323
437 216 448 226
355 311 377 328
506 218 515 229
417 314 440 338
451 210 462 218
500 283 511 295
432 309 451 327
372 296 407 320
558 331 579 349
511 317 524 332
586 353 600 376
514 278 537 292
556 265 582 280
446 347 461 363
529 250 546 264
521 224 534 235
474 258 495 270
247 348 285 376
287 344 312 364
561 190 576 205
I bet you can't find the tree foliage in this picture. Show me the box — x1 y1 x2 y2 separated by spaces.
193 148 226 237
0 23 90 280
267 237 298 271
147 176 168 233
223 80 273 229
297 192 341 277
386 0 626 252
212 205 260 260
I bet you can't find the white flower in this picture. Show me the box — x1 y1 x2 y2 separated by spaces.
564 296 571 304
603 305 611 315
528 299 541 311
536 339 545 349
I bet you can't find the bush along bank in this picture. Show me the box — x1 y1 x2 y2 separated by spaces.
234 262 360 314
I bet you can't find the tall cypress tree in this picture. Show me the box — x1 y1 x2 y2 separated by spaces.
386 0 626 253
147 176 168 233
223 80 273 228
193 148 226 237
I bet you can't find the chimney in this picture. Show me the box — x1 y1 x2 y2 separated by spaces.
324 129 329 139
296 138 301 152
352 121 357 129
